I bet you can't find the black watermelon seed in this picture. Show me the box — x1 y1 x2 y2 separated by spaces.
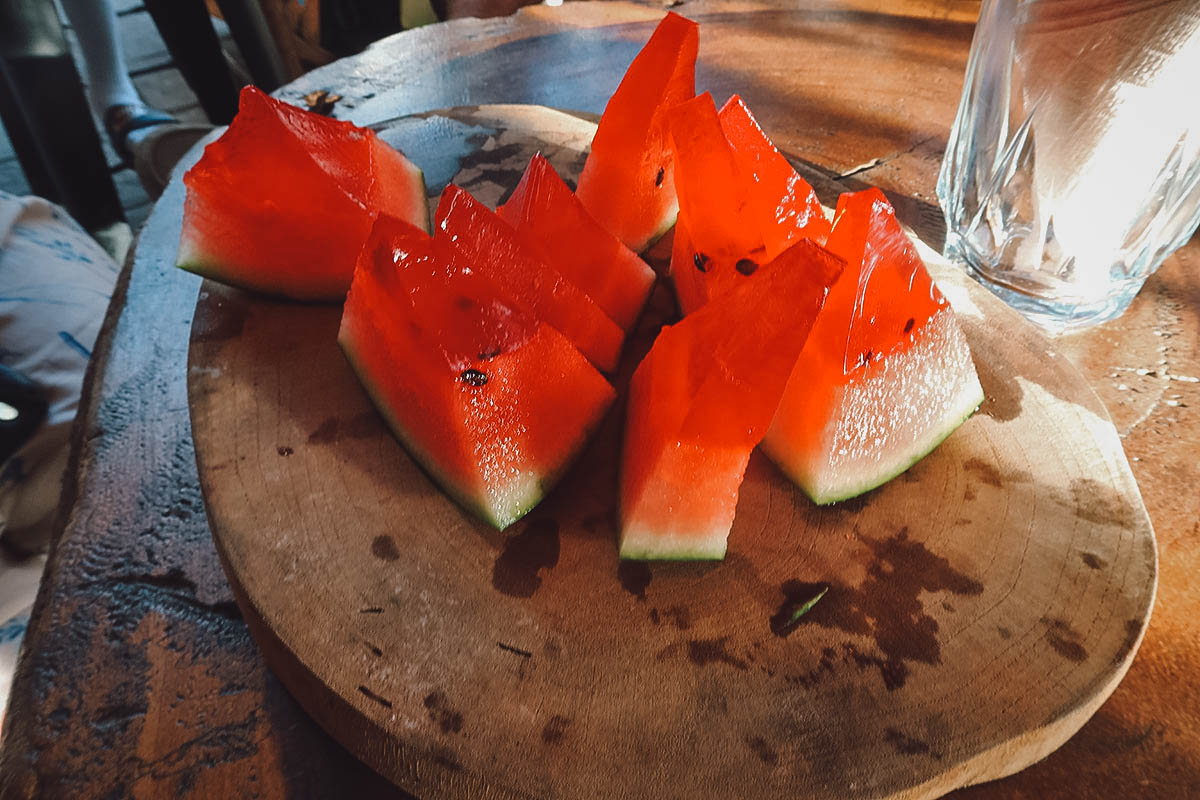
735 258 758 276
478 348 501 361
655 167 665 187
460 369 488 386
861 349 874 366
693 252 711 273
904 317 915 334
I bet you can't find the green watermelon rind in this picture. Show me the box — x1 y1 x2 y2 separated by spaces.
618 538 727 562
633 199 680 255
176 256 346 304
776 376 985 507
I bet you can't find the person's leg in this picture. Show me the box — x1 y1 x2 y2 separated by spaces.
56 0 140 116
57 0 177 161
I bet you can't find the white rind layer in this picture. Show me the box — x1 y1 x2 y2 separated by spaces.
766 309 984 505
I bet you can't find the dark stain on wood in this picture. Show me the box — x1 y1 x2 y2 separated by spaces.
359 607 383 614
423 691 465 734
963 485 977 501
1042 617 1088 663
1081 552 1105 570
277 445 294 457
793 528 983 690
964 457 1003 487
617 560 652 600
827 492 873 514
492 518 560 598
1070 478 1138 529
974 354 1022 421
649 607 661 625
541 714 571 745
655 641 682 662
784 646 839 689
432 747 464 772
998 626 1012 640
1114 619 1144 665
192 295 248 342
844 643 909 691
687 637 748 671
663 606 692 630
884 727 941 759
771 581 831 637
307 412 380 445
581 509 615 533
744 735 778 766
371 535 400 562
459 141 531 195
308 417 342 444
358 685 393 709
366 643 383 657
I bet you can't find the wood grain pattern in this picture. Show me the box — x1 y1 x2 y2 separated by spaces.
187 105 1156 800
5 4 1197 799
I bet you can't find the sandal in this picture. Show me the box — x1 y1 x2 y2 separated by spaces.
129 123 215 201
102 103 177 165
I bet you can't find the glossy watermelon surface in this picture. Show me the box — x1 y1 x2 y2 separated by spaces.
499 154 656 331
338 215 616 530
178 86 427 302
435 185 625 373
620 240 844 560
762 188 984 504
669 93 830 315
575 11 698 252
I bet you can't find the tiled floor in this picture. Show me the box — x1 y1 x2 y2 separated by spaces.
0 0 211 229
1 0 205 735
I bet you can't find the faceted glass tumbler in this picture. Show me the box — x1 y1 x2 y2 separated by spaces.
937 0 1200 332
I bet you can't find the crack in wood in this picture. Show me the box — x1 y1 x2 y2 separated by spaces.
835 137 935 180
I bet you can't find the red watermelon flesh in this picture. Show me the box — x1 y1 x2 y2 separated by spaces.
575 12 698 252
718 95 829 257
178 86 427 302
435 185 625 373
620 239 845 560
338 215 615 530
499 154 656 331
762 188 983 504
668 93 829 316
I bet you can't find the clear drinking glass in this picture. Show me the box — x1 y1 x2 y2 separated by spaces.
937 0 1200 331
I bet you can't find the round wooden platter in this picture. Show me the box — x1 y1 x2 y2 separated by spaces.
186 105 1157 800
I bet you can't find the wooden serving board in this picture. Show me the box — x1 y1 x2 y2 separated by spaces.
186 105 1157 800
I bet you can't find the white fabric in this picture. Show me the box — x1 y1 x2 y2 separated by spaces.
0 192 119 553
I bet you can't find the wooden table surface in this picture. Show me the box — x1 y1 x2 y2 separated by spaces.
1 2 1196 798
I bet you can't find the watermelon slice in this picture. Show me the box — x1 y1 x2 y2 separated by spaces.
338 215 616 530
575 12 698 252
669 93 830 315
620 240 845 560
499 154 656 331
762 188 984 505
435 185 625 373
717 95 829 257
178 86 428 302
